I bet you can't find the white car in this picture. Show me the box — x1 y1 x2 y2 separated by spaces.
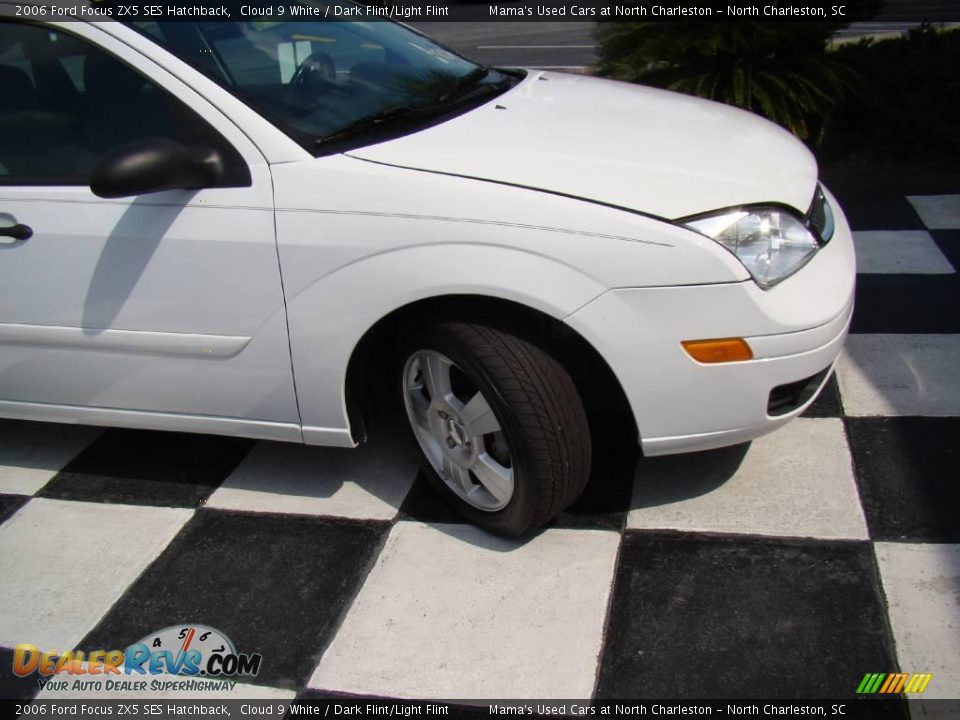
0 7 855 535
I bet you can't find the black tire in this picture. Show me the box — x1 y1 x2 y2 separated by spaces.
399 321 592 537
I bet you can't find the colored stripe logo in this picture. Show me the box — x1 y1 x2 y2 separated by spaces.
857 672 933 694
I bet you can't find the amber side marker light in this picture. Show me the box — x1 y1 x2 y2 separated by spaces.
682 338 753 363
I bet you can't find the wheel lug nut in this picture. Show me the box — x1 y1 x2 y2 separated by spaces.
438 411 448 419
446 437 457 449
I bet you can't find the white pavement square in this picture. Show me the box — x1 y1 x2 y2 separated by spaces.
308 522 620 699
0 499 192 651
627 418 868 539
874 543 960 701
908 195 960 230
206 436 418 520
836 334 960 417
852 231 954 274
0 421 100 496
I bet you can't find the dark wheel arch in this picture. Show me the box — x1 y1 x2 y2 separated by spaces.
343 295 637 447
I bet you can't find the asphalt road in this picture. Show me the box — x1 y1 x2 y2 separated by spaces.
410 21 598 70
838 0 959 40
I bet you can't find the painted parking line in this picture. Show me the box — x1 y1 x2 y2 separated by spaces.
836 334 960 417
874 543 960 700
853 230 954 274
628 418 868 540
908 194 960 230
309 522 620 699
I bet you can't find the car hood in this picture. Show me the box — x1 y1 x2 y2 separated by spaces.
346 71 819 220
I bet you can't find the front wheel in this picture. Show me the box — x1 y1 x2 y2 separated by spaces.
400 321 591 537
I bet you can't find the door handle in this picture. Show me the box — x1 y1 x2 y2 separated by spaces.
0 223 33 242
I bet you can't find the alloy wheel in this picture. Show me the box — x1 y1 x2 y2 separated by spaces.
402 349 514 511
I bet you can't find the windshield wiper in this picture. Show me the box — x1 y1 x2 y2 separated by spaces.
314 68 510 151
436 66 491 104
314 104 444 149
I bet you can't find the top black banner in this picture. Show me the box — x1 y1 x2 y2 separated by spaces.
4 0 960 23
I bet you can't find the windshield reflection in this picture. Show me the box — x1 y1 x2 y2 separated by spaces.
131 5 515 153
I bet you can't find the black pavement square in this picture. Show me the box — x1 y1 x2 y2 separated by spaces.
0 647 40 700
931 230 960 272
846 417 960 542
822 168 960 231
79 510 389 690
850 275 960 334
821 172 924 231
802 372 843 418
37 429 253 508
596 533 898 699
0 493 28 526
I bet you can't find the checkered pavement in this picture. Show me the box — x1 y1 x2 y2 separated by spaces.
0 179 957 706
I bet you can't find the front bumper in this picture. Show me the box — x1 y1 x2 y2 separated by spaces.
564 187 856 456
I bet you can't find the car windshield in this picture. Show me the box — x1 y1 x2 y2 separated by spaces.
130 4 517 154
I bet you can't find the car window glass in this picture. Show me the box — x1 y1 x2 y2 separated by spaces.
0 21 246 186
211 24 387 88
129 10 493 151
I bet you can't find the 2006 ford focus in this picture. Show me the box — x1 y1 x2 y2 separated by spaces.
0 5 855 535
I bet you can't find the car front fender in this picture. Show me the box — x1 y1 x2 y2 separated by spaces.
272 154 746 445
281 240 607 445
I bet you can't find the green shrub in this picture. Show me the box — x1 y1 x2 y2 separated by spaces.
594 22 854 142
822 25 960 167
593 19 960 168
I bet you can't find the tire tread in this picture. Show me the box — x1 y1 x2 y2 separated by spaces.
438 321 591 533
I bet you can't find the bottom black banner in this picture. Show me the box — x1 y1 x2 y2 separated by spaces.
6 698 958 720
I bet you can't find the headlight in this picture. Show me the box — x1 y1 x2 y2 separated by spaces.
683 206 821 288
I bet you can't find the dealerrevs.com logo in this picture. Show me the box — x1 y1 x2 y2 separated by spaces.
13 625 262 692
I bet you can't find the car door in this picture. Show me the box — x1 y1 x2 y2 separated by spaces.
0 21 300 441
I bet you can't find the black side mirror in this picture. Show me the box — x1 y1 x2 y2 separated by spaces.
90 138 224 199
